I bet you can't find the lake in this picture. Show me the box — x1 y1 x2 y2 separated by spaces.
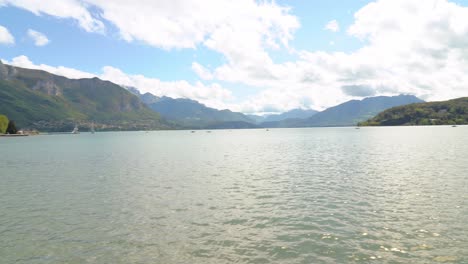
0 127 467 263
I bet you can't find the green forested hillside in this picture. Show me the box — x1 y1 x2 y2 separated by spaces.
0 61 171 131
359 97 468 126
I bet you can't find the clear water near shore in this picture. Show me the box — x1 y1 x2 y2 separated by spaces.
0 127 467 263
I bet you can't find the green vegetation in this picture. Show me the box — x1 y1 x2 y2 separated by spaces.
6 120 18 134
359 97 468 126
0 114 8 134
0 64 172 131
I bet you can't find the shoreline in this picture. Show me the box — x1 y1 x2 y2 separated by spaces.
0 134 30 137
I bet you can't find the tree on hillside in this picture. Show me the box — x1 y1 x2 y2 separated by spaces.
6 120 18 134
0 114 8 134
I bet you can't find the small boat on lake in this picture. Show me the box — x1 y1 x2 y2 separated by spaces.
71 125 80 134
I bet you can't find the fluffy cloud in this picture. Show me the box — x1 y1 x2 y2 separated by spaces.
343 0 468 101
0 0 104 33
8 55 95 79
341 85 376 97
99 66 233 109
0 25 14 44
27 29 50 46
3 0 468 114
1 0 300 113
197 0 468 112
191 62 213 81
325 20 340 32
5 55 234 110
1 0 298 50
88 0 300 58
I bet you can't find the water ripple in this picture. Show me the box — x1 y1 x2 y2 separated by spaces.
0 127 467 263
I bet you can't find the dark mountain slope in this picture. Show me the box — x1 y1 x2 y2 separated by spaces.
0 61 170 131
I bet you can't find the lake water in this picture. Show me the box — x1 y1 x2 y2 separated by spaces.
1 127 467 263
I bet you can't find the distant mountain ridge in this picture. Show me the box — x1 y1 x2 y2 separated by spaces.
249 109 318 123
0 61 170 131
262 95 424 127
359 97 468 126
1 60 428 131
299 95 424 127
128 88 255 128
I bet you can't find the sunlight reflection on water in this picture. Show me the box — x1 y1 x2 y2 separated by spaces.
0 127 467 263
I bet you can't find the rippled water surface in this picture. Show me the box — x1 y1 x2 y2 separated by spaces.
1 127 467 263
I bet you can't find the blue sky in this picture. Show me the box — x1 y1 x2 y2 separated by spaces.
1 0 468 113
0 1 367 77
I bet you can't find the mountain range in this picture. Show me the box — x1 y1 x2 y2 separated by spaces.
0 60 169 131
1 60 429 131
127 88 255 129
298 95 424 127
248 109 318 123
261 95 424 128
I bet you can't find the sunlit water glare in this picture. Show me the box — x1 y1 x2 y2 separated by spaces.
1 127 467 263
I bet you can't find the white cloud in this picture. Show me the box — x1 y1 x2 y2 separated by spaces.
3 0 468 114
1 1 299 80
191 62 213 80
87 0 299 52
325 20 340 32
1 0 104 33
99 66 234 109
0 25 14 45
8 55 95 79
2 0 299 51
195 0 468 112
343 0 468 101
27 29 50 46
